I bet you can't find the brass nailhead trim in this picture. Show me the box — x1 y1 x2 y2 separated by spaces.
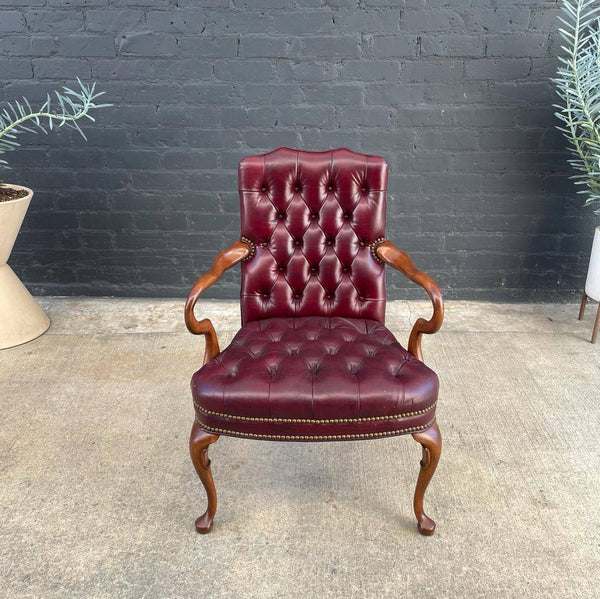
194 399 436 424
240 236 256 262
194 417 436 441
370 237 387 264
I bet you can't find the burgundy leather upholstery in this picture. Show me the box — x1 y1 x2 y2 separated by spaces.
239 147 387 325
192 148 439 441
192 316 438 441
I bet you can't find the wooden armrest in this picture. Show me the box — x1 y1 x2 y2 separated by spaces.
376 239 444 362
184 240 250 364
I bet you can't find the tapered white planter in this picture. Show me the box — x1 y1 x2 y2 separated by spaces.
585 226 600 301
0 185 50 349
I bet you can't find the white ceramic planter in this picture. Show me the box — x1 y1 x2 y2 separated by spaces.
584 226 600 302
0 184 50 349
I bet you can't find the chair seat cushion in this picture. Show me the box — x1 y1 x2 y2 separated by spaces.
191 316 438 441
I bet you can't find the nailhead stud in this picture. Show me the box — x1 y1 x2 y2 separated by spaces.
195 417 436 440
240 236 256 262
370 237 387 264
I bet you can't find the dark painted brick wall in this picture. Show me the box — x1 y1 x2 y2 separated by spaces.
1 0 595 300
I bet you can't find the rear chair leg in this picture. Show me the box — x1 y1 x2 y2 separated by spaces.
190 421 219 533
411 422 442 536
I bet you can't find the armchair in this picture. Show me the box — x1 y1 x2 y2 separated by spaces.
185 147 444 535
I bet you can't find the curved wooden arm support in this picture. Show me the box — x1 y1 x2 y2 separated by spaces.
376 240 444 362
184 240 250 364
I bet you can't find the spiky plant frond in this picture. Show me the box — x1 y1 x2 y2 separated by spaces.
0 78 111 185
553 0 600 213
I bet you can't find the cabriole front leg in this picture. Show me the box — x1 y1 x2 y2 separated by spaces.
411 422 442 536
189 421 220 534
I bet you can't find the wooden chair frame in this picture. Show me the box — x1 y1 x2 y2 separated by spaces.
185 238 444 535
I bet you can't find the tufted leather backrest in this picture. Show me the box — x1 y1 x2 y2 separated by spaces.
239 147 388 325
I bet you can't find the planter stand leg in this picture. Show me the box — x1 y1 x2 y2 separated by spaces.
579 291 588 320
592 302 600 344
578 291 600 344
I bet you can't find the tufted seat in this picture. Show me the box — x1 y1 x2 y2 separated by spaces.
185 147 445 535
192 316 438 441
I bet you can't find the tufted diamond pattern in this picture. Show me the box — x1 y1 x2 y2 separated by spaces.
192 316 438 441
239 147 388 325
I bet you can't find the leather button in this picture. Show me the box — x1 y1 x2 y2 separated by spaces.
261 185 267 192
311 266 318 272
343 266 349 273
278 265 285 272
359 241 365 247
311 212 318 220
294 293 301 299
295 239 302 246
262 292 269 298
294 185 301 191
328 184 333 191
344 212 351 220
361 186 367 192
359 296 365 301
278 212 285 219
327 294 333 299
262 241 268 247
327 239 334 246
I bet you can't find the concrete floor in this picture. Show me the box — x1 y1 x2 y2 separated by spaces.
1 298 599 599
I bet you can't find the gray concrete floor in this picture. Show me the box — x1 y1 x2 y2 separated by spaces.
1 298 599 599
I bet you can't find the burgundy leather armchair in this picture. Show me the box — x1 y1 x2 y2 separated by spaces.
185 147 444 535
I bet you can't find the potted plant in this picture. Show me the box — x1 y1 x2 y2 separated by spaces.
554 0 600 342
0 79 110 349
